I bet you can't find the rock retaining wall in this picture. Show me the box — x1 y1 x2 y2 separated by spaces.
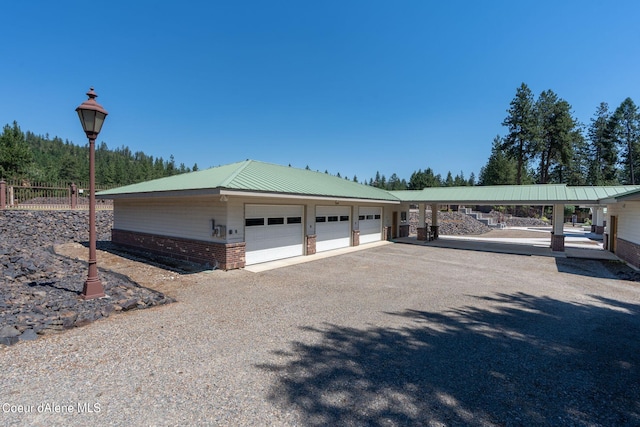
409 211 491 235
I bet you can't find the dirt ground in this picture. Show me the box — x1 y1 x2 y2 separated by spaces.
54 242 199 298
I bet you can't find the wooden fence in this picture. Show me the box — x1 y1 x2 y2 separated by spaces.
0 180 113 210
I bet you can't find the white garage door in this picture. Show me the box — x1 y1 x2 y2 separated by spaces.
316 206 351 252
359 207 382 244
245 205 304 265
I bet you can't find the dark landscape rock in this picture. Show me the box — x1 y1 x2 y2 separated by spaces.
19 328 38 341
0 210 174 346
0 325 20 337
408 209 551 235
409 210 492 235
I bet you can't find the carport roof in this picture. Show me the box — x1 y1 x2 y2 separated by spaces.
97 160 399 201
388 184 640 205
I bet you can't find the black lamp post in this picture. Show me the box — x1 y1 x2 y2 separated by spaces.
76 87 108 299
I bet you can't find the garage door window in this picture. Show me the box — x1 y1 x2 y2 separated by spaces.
287 217 302 224
246 218 265 226
268 217 285 225
316 216 326 223
340 215 349 221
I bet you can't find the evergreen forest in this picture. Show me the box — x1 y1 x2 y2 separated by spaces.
0 122 197 186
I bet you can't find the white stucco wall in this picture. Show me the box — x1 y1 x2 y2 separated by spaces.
113 196 227 243
607 201 640 245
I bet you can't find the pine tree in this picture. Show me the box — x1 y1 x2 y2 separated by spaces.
444 171 454 187
535 90 579 184
479 136 518 185
408 169 427 190
501 83 538 184
0 121 33 178
388 173 405 190
610 98 640 184
453 171 466 186
586 102 618 185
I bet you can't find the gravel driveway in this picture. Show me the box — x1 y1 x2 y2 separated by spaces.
1 243 639 426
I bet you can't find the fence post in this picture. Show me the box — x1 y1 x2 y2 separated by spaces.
0 180 5 210
70 183 77 210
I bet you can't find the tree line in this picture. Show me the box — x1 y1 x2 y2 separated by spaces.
0 121 197 186
479 83 639 186
360 84 638 190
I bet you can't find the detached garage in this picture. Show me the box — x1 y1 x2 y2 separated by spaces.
98 160 399 269
99 164 640 270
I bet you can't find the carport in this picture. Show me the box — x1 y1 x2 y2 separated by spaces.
388 184 639 252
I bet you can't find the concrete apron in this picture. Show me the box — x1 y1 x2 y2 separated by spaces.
245 228 618 273
394 231 619 262
244 240 392 273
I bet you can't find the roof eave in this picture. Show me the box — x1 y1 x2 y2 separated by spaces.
96 188 222 199
219 189 400 204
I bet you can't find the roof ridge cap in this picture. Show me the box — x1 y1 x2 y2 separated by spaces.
220 160 253 187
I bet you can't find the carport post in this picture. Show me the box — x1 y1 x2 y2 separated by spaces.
551 204 565 251
431 203 439 239
593 207 605 234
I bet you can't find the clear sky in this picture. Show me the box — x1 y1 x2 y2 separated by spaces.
1 1 639 184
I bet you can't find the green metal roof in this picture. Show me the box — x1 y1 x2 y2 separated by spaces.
97 160 399 201
600 185 640 201
98 159 640 205
388 184 640 205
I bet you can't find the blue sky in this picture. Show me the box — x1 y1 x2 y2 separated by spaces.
1 1 639 184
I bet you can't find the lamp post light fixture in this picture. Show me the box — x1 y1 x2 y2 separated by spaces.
76 87 108 299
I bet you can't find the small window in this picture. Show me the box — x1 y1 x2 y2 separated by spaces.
316 216 326 223
245 218 264 227
287 216 302 224
401 212 407 222
328 216 339 222
340 215 349 221
268 217 285 225
374 214 381 219
366 215 374 220
359 215 365 220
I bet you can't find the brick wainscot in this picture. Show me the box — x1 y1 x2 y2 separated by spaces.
112 229 245 270
616 238 640 270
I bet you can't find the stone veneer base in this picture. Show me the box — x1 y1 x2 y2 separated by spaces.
551 234 565 252
306 234 317 255
352 230 360 246
112 229 245 270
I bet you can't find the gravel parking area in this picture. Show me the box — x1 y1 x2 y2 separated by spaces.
1 244 639 426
